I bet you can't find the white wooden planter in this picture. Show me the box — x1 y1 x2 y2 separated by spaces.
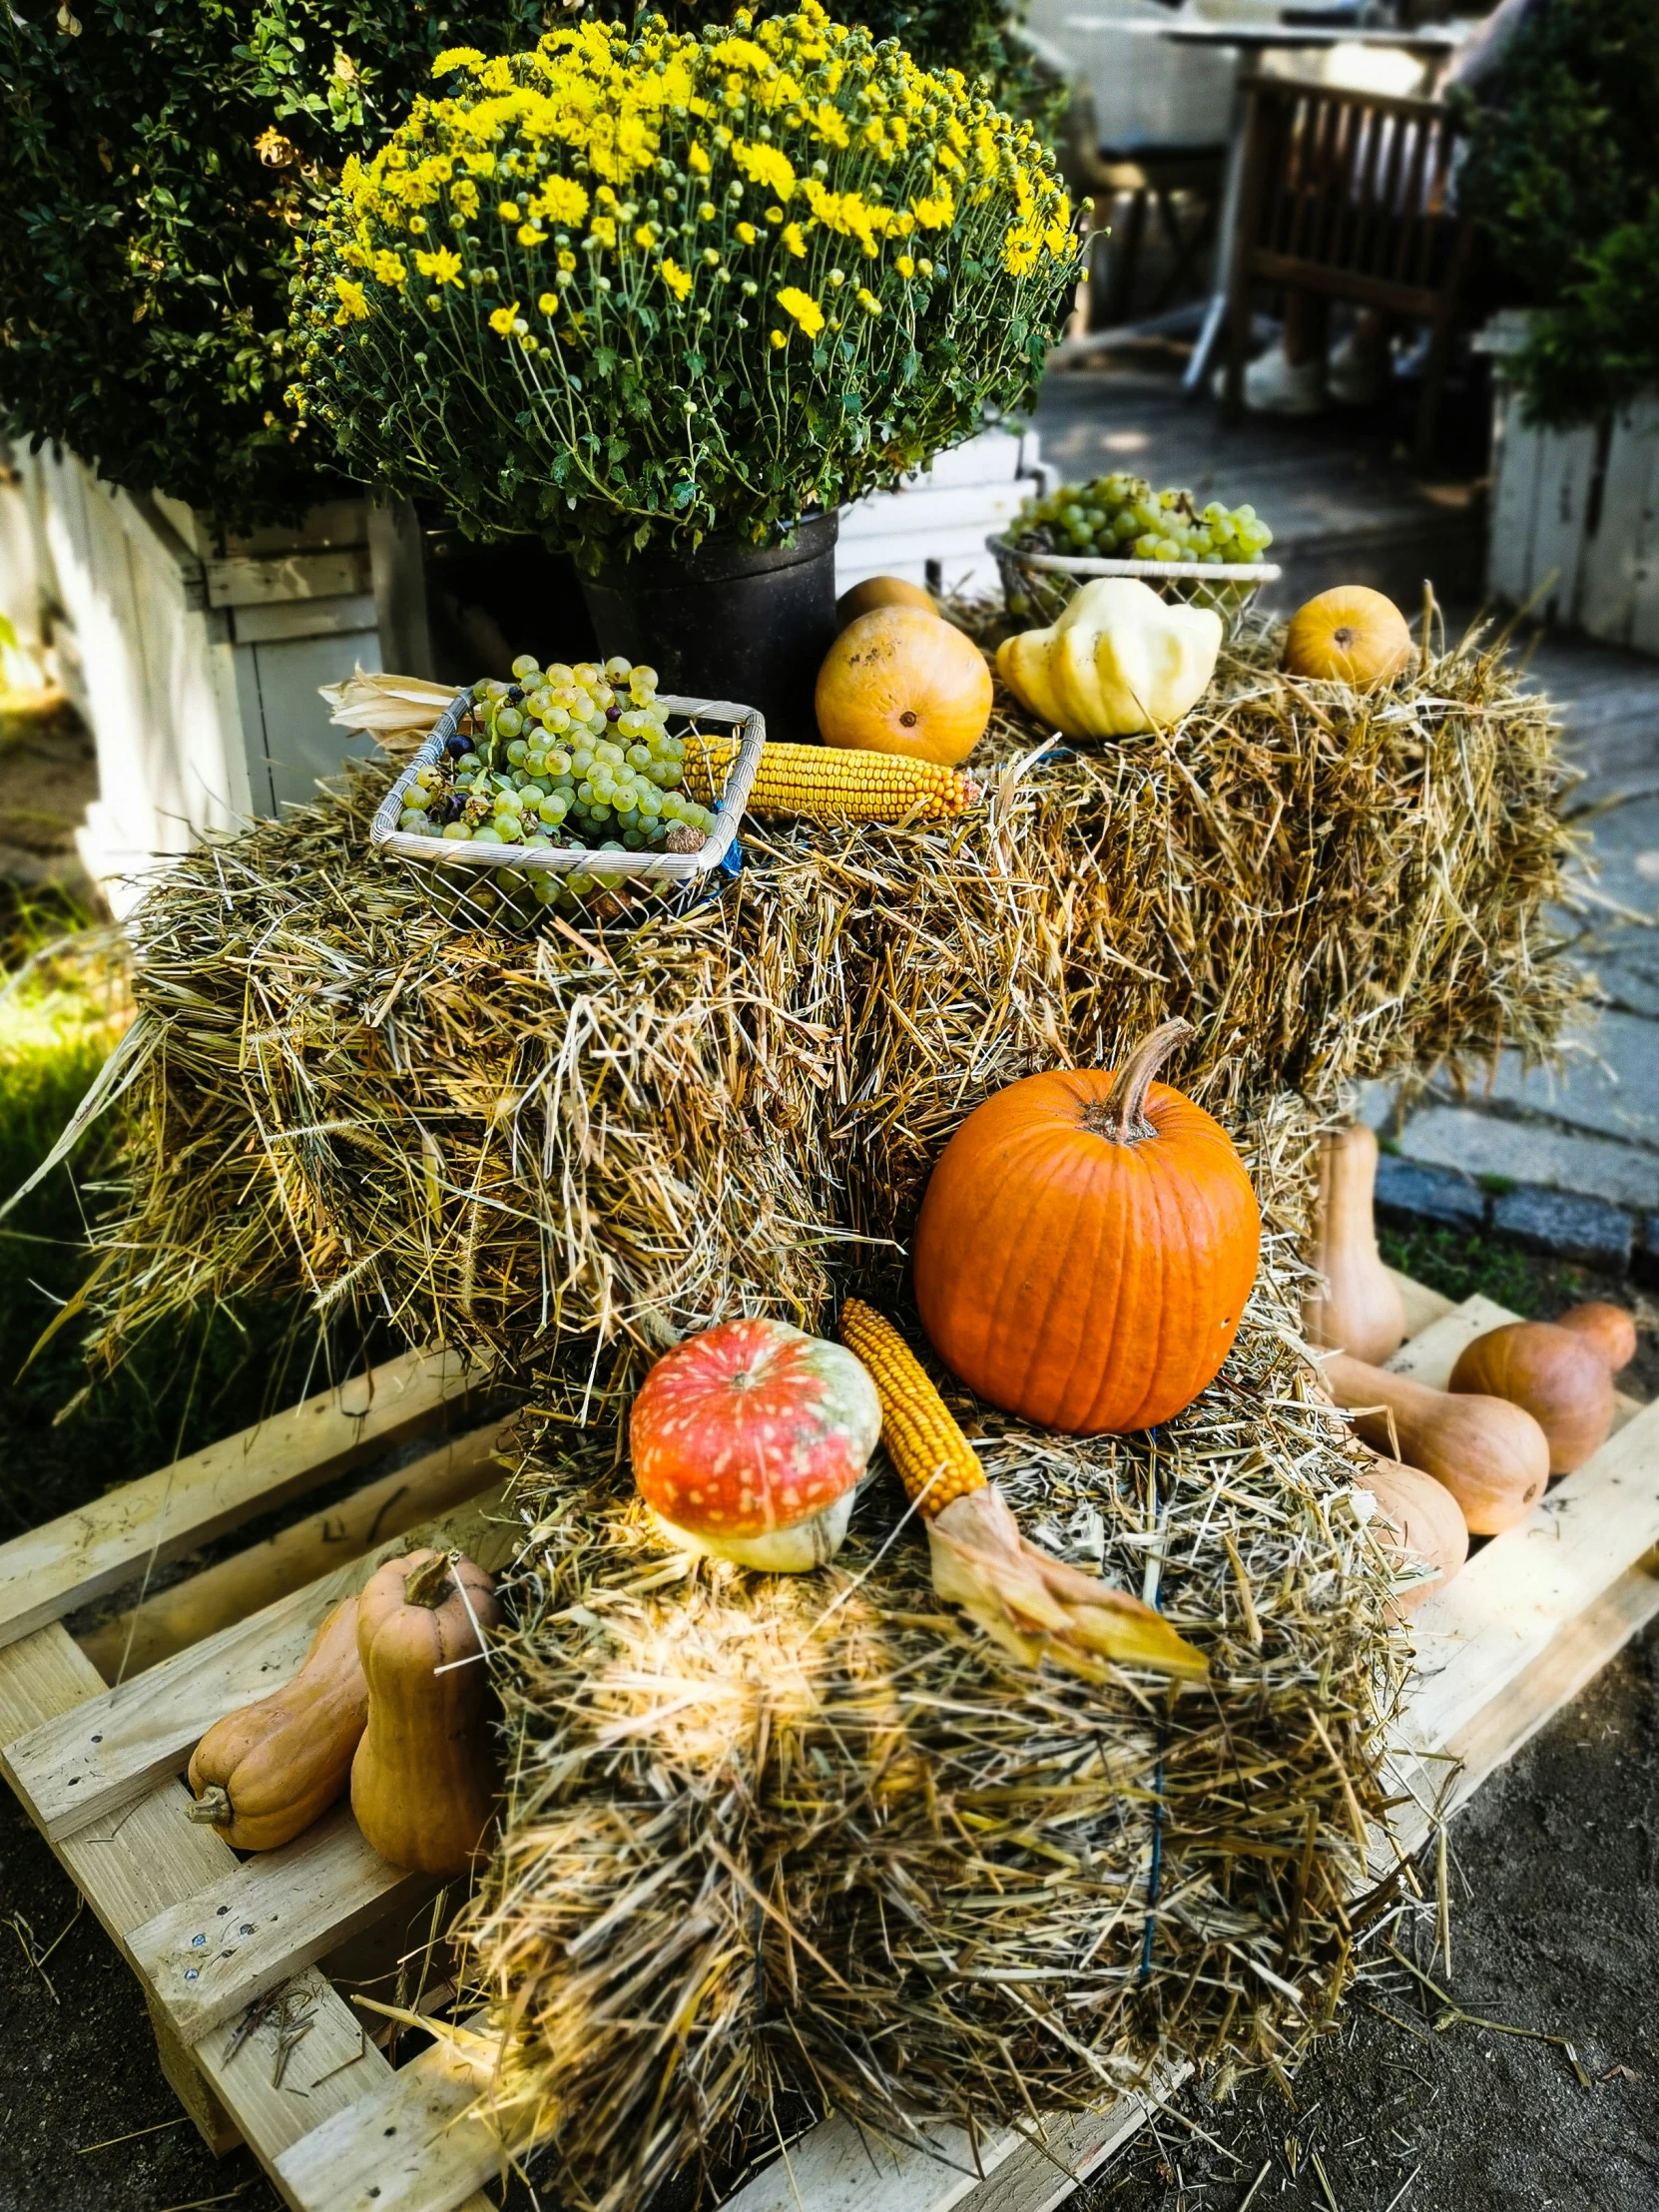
0 443 384 908
1485 325 1659 653
837 427 1053 598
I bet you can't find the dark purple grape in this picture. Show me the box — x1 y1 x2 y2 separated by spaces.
445 733 473 758
605 706 622 721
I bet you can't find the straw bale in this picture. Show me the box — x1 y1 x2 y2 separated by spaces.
465 1233 1410 2211
81 614 1574 1381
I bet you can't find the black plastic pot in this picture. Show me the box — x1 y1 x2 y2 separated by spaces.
580 513 838 740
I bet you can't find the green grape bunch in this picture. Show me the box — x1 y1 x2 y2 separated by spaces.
1010 472 1274 566
399 652 716 911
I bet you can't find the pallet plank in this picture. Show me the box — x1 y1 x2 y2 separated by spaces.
82 1422 503 1682
949 2080 1183 2212
1383 1294 1509 1386
10 1483 516 1842
1385 1266 1455 1342
0 1620 394 2163
0 1344 487 1652
721 2113 1020 2212
129 1802 432 2043
9 1565 356 1839
273 2017 506 2212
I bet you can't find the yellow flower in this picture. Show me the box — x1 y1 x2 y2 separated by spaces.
452 179 479 220
488 299 521 336
660 257 693 301
372 251 407 286
333 276 370 321
414 245 464 287
634 222 659 249
530 177 590 228
557 249 577 273
518 224 547 248
688 143 712 175
588 215 617 249
538 290 559 314
497 201 520 223
733 139 796 203
432 46 482 74
855 285 881 315
781 223 807 258
895 254 915 278
770 327 787 348
910 183 955 231
776 285 824 337
735 221 757 246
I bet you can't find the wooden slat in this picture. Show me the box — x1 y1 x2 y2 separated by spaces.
1386 1267 1454 1342
129 1803 432 2043
0 1620 393 2163
949 2077 1186 2212
1384 1293 1511 1385
1392 1548 1659 1858
10 1565 355 1839
273 2016 507 2212
0 1343 487 1651
82 1421 503 1682
9 1482 515 1841
722 2114 1021 2212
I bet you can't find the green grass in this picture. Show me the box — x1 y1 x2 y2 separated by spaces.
0 889 360 1539
1378 1219 1559 1316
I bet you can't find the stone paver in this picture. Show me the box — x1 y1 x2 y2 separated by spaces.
1390 1101 1659 1213
1477 1012 1659 1151
1490 1185 1634 1271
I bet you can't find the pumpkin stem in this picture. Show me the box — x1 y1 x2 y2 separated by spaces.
403 1547 460 1608
189 1785 233 1827
1090 1018 1194 1143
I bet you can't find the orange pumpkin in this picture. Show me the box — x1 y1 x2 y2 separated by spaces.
911 1021 1262 1433
836 574 936 628
1283 586 1413 688
816 605 992 767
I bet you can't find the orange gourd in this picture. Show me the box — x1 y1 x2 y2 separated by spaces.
816 605 992 767
350 1547 500 1877
835 574 936 627
1555 1301 1637 1376
1324 1353 1549 1534
187 1597 367 1851
1284 586 1413 688
912 1021 1262 1434
1449 1321 1614 1473
1356 1451 1469 1616
1304 1123 1406 1364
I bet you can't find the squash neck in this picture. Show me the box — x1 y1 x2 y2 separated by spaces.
1080 1019 1192 1144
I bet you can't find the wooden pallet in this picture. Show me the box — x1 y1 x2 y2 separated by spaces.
1 1276 1656 2212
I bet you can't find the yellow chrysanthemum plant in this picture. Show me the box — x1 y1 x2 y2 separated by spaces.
287 3 1077 570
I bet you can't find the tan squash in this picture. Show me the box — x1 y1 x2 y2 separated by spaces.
1356 1450 1469 1616
350 1547 500 1877
1324 1352 1549 1534
1284 586 1413 688
187 1597 367 1851
816 605 992 766
1555 1301 1638 1376
1304 1123 1406 1364
1449 1320 1614 1474
835 574 935 628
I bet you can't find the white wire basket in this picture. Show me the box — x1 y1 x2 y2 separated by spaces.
989 535 1282 635
370 688 766 934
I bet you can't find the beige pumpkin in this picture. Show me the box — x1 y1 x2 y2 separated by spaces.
995 576 1221 739
1304 1123 1406 1364
1357 1451 1469 1616
816 605 992 766
1324 1352 1549 1534
1449 1320 1615 1474
835 574 936 628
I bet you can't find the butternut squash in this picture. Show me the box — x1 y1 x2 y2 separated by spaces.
1555 1301 1638 1376
1354 1450 1469 1616
187 1597 367 1851
1449 1320 1614 1474
1323 1352 1549 1534
1304 1123 1406 1364
350 1547 500 1878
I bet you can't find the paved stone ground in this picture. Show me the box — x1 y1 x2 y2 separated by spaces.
1035 363 1659 1278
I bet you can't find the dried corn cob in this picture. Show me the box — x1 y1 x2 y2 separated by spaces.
838 1297 987 1516
838 1298 1209 1684
683 731 974 824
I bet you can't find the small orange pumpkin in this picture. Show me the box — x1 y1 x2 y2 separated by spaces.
1284 586 1413 688
911 1021 1262 1434
816 605 992 766
835 574 935 628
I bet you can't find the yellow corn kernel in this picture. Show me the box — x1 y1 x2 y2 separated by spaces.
683 731 974 823
838 1298 987 1517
